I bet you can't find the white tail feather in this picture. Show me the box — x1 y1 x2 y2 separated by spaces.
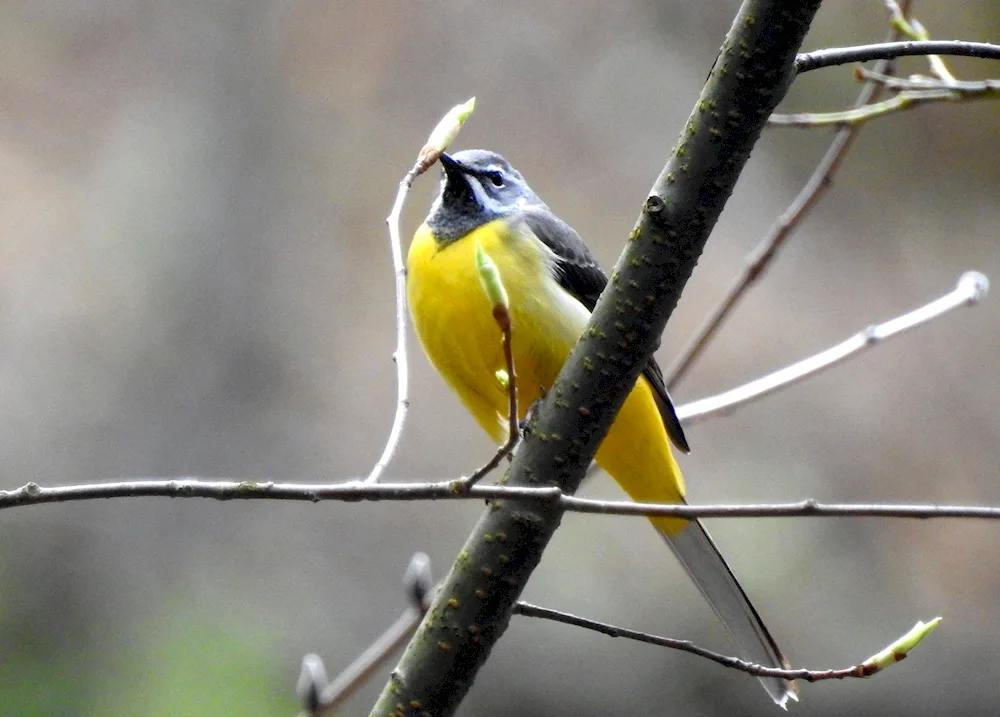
660 520 798 707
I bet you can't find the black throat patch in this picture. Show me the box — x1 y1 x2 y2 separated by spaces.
426 182 505 246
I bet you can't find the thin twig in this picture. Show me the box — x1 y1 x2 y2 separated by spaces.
300 553 434 716
366 98 476 484
666 3 910 389
6 478 1000 520
856 70 1000 93
514 602 939 683
884 0 957 83
677 271 989 424
795 40 1000 74
555 499 1000 521
769 83 998 128
365 167 420 484
305 565 938 713
774 15 1000 130
462 305 519 488
315 607 423 713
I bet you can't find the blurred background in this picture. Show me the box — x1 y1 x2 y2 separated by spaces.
0 0 997 715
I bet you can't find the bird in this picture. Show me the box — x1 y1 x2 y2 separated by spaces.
406 148 796 706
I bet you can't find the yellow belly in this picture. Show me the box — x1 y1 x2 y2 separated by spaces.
407 219 687 533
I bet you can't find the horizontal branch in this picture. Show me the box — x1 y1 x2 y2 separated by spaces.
855 70 1000 94
4 478 1000 520
768 89 965 128
796 40 1000 74
555 499 1000 521
769 72 1000 128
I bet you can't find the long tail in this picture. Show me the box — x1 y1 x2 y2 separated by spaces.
660 519 798 708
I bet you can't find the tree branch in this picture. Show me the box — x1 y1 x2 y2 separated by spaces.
6 477 1000 520
857 70 1000 94
461 248 519 489
300 553 942 716
666 1 911 388
364 170 417 484
768 84 999 128
795 40 1000 74
676 271 988 424
772 62 1000 129
365 99 476 484
513 602 941 683
296 553 434 717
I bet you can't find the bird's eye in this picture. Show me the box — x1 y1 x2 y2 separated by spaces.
488 171 504 187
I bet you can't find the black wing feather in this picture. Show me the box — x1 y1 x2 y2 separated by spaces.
521 207 690 453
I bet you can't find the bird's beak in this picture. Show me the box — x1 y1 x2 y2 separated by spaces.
439 152 464 178
439 153 475 203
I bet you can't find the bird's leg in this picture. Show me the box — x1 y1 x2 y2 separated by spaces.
516 386 547 444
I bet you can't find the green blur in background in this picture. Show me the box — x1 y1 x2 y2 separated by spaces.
0 1 998 715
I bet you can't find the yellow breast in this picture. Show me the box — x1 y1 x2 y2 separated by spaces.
407 219 584 440
407 218 687 530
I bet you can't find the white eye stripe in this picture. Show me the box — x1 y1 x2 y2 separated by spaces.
468 178 508 213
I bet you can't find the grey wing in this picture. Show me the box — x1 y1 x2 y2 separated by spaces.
641 356 690 454
520 206 690 453
521 205 606 309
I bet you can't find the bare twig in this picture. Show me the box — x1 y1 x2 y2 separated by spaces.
884 0 957 82
462 315 518 487
304 562 940 714
514 602 941 683
769 80 999 128
316 607 423 712
301 559 939 712
795 41 1000 74
677 271 989 424
461 247 519 488
301 553 434 716
856 70 1000 94
554 499 1000 521
773 3 1000 130
365 172 418 484
666 2 911 389
6 477 1000 520
366 99 476 484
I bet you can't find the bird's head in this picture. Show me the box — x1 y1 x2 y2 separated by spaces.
426 150 541 244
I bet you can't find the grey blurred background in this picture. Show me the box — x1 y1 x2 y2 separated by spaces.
0 0 997 715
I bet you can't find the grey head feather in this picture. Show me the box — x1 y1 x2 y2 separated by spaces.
426 150 545 245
